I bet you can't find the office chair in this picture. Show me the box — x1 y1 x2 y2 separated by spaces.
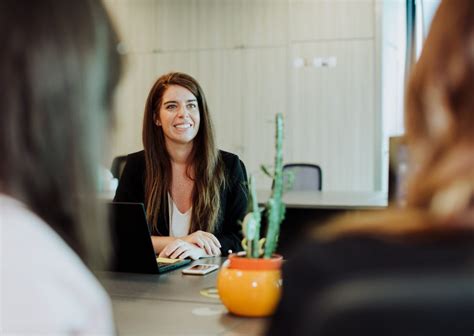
110 155 128 180
300 272 474 336
283 163 322 191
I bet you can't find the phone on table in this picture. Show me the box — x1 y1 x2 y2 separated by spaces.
182 264 219 275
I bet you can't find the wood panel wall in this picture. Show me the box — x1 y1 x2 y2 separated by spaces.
104 0 381 191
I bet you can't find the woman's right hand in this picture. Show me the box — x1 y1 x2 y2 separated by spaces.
159 239 207 260
182 230 221 256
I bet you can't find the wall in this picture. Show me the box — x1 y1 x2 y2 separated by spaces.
104 0 382 191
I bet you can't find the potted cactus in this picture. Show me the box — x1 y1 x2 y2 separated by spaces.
217 113 287 317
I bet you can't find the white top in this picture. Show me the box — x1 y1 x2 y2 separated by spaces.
1 193 115 335
168 193 191 238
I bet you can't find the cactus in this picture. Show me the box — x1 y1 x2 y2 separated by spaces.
242 175 263 258
241 113 286 259
263 113 285 258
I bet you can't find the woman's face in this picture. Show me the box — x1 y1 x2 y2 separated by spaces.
156 85 200 147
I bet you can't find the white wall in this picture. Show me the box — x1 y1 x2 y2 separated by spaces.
104 0 384 191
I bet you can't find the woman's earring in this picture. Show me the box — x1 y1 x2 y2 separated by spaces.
156 121 161 126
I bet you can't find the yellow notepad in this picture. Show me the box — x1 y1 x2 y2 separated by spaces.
156 257 182 264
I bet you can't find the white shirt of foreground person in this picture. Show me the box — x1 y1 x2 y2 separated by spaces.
1 193 115 335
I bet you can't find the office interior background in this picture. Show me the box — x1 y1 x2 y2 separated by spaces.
103 0 440 191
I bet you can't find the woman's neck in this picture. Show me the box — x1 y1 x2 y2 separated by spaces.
166 141 193 165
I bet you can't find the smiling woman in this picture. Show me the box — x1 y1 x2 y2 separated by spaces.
114 72 248 260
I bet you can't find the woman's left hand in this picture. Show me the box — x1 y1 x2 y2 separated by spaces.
182 230 221 256
159 239 207 260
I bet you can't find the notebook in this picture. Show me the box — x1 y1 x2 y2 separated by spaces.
109 202 191 274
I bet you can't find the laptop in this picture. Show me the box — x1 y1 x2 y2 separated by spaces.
109 202 191 274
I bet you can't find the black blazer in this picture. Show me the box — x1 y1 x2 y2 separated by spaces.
114 150 248 255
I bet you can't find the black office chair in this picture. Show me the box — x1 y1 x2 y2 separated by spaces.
110 155 128 180
300 272 474 336
283 163 322 191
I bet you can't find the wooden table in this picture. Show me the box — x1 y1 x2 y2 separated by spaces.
98 257 267 335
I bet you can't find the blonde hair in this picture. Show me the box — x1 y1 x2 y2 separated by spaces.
316 0 474 241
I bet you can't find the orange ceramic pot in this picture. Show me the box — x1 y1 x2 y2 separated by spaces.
217 254 283 317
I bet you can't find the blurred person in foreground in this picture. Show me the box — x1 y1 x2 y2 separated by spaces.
1 0 121 334
268 0 474 334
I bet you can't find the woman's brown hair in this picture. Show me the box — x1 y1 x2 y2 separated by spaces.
316 0 474 240
142 72 225 234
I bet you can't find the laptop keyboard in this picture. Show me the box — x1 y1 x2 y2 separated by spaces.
156 259 191 274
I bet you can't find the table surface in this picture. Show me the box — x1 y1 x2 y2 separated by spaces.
98 190 387 334
98 257 268 335
257 190 388 209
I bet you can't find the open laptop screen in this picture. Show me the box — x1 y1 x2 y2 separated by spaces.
108 202 191 274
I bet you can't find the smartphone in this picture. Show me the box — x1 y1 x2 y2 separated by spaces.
182 264 219 275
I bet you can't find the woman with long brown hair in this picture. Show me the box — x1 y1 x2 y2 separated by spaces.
268 0 474 334
114 72 248 259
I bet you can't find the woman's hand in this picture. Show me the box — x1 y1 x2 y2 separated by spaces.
182 230 221 256
159 239 207 260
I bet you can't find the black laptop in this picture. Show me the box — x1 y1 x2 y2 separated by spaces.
109 202 191 274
